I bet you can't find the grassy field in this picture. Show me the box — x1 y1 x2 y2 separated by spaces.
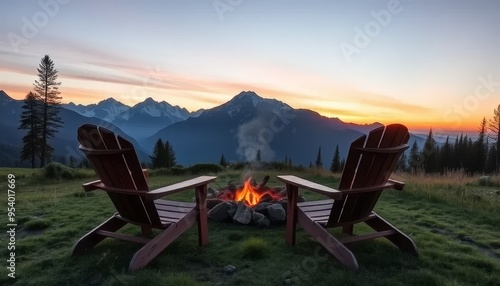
0 167 499 285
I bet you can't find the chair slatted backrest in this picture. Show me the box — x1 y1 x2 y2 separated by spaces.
78 124 162 227
327 124 409 227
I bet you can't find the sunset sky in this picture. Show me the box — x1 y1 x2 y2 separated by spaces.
1 0 499 133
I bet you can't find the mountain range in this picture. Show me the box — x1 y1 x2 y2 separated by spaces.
63 97 201 139
0 90 425 167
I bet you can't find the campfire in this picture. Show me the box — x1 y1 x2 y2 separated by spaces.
206 175 306 227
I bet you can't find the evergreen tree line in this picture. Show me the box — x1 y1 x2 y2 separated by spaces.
400 106 500 175
309 145 346 173
149 104 500 175
19 55 63 168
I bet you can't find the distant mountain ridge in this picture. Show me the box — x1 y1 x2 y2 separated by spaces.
0 91 150 167
64 97 129 121
141 91 420 166
0 89 425 167
62 96 200 139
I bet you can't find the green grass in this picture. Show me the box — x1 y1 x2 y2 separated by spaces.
240 237 268 260
0 168 499 285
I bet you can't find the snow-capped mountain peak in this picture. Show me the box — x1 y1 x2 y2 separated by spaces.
212 91 292 117
232 91 263 107
0 90 14 105
62 97 130 121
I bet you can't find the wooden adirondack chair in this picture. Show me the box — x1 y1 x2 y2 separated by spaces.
278 124 418 270
72 124 216 271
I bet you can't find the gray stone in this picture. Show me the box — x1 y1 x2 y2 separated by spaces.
277 200 288 212
283 278 293 285
254 202 272 215
227 201 237 216
207 199 223 209
207 201 231 222
253 211 270 227
223 264 237 274
233 202 253 224
277 187 287 197
267 203 286 223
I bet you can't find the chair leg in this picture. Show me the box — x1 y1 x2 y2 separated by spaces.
72 215 127 255
286 184 298 246
343 224 354 235
297 209 359 270
365 212 418 256
195 185 209 246
129 209 197 271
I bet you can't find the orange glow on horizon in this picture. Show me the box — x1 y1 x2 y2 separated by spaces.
0 85 488 135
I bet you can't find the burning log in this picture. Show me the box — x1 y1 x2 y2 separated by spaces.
227 182 237 192
259 193 273 203
207 187 220 199
255 175 270 190
277 187 287 197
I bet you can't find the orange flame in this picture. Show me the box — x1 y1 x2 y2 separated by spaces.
234 178 262 207
235 177 284 207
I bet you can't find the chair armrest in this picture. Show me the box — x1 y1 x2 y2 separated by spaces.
388 178 405 190
146 176 217 201
82 180 103 192
277 175 342 200
83 180 149 195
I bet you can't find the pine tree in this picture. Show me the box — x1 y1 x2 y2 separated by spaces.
33 55 63 167
165 141 177 168
150 138 166 168
330 145 340 173
256 149 261 162
408 141 420 173
220 154 227 166
475 118 488 174
315 146 322 168
441 136 451 173
486 143 497 174
456 133 465 169
19 92 42 168
422 129 438 173
461 136 473 173
397 151 408 172
488 104 500 171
